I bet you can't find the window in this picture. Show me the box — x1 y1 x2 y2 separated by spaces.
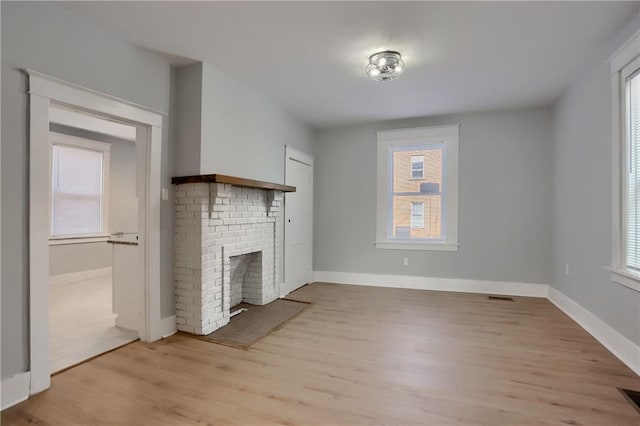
609 31 640 291
376 125 459 251
49 132 110 242
411 155 424 179
411 202 424 228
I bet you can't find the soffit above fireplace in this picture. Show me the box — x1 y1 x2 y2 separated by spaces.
171 173 296 192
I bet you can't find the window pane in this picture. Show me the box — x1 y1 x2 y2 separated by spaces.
51 145 104 236
392 195 442 239
390 144 444 240
627 70 640 271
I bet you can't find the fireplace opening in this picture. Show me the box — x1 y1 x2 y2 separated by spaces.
229 251 263 309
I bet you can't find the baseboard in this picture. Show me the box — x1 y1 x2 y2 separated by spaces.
313 271 549 297
548 287 640 376
161 315 177 338
50 266 112 285
1 372 30 411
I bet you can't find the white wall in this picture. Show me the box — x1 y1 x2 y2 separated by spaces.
551 21 640 346
1 1 172 380
314 107 553 285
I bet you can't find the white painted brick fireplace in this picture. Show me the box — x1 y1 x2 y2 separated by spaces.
173 181 285 335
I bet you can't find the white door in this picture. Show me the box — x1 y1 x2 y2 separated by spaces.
283 146 313 296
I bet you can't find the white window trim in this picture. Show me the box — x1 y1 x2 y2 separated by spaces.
49 131 111 244
376 124 460 251
610 29 640 292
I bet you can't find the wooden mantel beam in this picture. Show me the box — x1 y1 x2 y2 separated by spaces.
171 173 296 192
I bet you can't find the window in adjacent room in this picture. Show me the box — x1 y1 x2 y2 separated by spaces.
376 125 459 251
49 132 110 242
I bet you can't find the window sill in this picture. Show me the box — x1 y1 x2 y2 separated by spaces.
606 267 640 292
49 236 109 246
375 241 459 251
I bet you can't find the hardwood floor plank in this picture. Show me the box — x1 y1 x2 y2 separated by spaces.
3 283 639 425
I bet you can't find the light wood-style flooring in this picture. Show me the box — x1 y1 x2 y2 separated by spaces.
5 283 640 425
49 275 139 373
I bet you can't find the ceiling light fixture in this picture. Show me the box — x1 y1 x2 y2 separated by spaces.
366 50 405 81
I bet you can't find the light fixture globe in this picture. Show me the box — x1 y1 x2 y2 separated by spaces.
366 50 405 81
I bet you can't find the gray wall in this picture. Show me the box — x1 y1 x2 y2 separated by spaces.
1 2 173 380
172 62 314 179
551 21 640 345
172 63 202 177
314 107 553 285
199 63 314 181
48 125 137 276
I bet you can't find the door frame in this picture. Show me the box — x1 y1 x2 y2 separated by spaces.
27 69 164 394
283 145 314 296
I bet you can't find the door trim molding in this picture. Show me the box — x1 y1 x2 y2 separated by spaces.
26 69 164 395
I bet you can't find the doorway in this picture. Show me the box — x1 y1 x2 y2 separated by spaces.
27 70 164 394
47 108 141 373
283 146 313 296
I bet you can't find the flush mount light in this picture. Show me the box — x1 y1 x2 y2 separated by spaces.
366 50 405 81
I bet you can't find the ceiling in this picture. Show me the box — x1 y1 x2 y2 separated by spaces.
56 1 638 129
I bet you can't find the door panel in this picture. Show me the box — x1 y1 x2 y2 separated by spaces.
284 147 313 296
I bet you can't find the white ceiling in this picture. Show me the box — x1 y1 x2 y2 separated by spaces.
56 1 638 129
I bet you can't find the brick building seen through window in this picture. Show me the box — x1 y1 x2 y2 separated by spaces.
391 146 443 240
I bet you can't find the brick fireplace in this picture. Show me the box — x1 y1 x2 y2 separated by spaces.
172 174 295 335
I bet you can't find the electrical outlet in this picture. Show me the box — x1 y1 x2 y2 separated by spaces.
403 257 409 266
162 187 169 201
565 264 570 275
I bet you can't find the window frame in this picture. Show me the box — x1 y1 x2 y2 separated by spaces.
376 124 460 251
48 131 111 245
609 30 640 292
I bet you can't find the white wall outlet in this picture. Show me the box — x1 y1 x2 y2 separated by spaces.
403 257 409 266
565 264 570 275
162 187 169 201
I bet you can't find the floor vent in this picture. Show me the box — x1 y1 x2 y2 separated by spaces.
487 296 514 302
618 388 640 414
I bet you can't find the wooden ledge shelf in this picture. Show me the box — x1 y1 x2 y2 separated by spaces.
171 173 296 192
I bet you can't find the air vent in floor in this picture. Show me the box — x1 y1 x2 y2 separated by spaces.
487 296 514 302
618 388 640 414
